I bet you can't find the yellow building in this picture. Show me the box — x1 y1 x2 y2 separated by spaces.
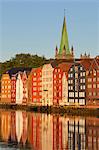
1 74 11 103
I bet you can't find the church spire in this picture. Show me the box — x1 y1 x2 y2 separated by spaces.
59 16 70 55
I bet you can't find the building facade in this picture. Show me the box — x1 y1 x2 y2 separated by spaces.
86 57 99 105
11 75 16 103
53 67 63 105
16 72 23 104
68 117 86 149
32 67 42 105
1 74 11 103
86 117 99 150
22 71 28 104
68 63 86 105
42 64 54 106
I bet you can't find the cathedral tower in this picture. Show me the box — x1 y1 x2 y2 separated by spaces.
55 16 74 60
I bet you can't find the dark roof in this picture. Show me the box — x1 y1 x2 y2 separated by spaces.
7 67 32 77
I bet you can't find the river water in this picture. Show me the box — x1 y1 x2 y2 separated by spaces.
0 109 98 150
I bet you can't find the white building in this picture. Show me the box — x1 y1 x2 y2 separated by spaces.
16 73 23 104
42 64 54 106
62 72 68 105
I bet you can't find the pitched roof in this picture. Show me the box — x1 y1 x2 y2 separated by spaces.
7 67 32 77
58 62 73 73
80 59 92 70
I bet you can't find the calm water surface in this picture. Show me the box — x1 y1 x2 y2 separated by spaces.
0 109 99 150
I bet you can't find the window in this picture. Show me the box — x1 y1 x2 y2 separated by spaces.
93 84 96 88
58 69 60 73
93 92 96 96
75 66 78 72
80 66 83 70
5 86 7 89
68 74 71 78
59 86 61 90
33 87 37 90
89 92 92 96
75 92 78 97
59 74 61 78
33 92 36 96
80 72 83 77
8 85 11 89
97 84 99 88
93 70 96 76
86 71 89 75
2 86 4 89
55 69 57 73
83 72 85 76
70 86 73 90
69 92 74 97
88 84 92 88
68 86 70 90
83 85 85 89
68 80 71 84
33 98 37 102
33 82 36 86
71 73 73 77
97 77 99 82
33 72 36 76
8 94 11 98
93 78 96 82
33 77 36 81
59 80 61 83
70 67 73 71
83 78 85 83
88 78 92 82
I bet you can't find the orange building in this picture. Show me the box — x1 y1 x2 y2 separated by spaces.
1 73 11 103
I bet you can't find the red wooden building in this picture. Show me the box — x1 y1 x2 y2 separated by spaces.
86 57 99 105
53 67 63 105
32 67 42 105
11 75 16 103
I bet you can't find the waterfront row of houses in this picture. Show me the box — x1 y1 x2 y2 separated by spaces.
0 111 99 150
1 56 99 106
1 16 99 106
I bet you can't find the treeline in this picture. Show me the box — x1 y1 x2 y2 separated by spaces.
0 53 47 79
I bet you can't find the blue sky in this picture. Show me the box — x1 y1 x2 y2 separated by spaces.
0 0 99 62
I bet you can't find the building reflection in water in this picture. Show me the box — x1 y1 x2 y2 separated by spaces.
0 111 11 142
0 110 99 150
86 117 99 150
68 117 86 150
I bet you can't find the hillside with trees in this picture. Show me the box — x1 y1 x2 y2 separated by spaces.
0 53 46 79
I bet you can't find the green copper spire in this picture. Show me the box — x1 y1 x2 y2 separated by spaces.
59 16 70 54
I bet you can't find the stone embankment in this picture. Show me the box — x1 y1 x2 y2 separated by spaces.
0 103 99 117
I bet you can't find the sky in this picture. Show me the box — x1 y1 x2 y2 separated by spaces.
0 0 99 62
